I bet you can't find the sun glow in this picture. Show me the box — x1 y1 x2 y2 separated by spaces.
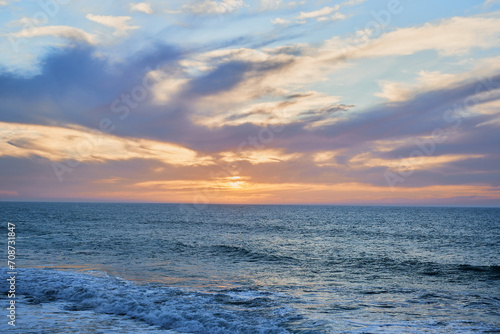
226 176 246 189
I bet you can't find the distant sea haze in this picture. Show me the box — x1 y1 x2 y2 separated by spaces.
1 202 499 333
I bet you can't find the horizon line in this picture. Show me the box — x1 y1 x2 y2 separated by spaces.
1 199 499 208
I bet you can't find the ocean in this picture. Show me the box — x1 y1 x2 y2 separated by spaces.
0 202 499 333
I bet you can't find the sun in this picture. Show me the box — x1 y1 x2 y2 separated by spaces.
225 176 248 190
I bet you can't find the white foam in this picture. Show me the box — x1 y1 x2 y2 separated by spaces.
0 267 291 333
0 296 176 333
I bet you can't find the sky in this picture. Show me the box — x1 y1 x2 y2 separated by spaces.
0 0 500 206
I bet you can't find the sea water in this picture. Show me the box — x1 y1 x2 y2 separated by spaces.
0 202 499 333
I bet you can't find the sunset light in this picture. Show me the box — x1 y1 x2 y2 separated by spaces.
1 2 499 332
1 0 499 206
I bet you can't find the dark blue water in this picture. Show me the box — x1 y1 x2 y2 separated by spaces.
1 202 499 333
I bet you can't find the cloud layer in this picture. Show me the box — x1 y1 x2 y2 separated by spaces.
1 2 499 205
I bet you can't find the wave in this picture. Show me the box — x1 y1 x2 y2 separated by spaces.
0 267 292 334
328 256 500 280
210 245 299 264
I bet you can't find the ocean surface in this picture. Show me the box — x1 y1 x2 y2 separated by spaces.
0 202 499 333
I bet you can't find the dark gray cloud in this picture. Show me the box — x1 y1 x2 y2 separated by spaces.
0 43 181 126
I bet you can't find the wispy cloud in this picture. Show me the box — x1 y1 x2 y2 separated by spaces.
341 0 366 7
297 5 339 20
375 58 500 102
0 122 214 166
483 0 500 6
86 14 139 37
259 0 281 11
183 0 245 14
293 5 346 23
12 25 96 44
271 17 290 25
129 2 153 14
0 0 19 5
325 15 500 58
